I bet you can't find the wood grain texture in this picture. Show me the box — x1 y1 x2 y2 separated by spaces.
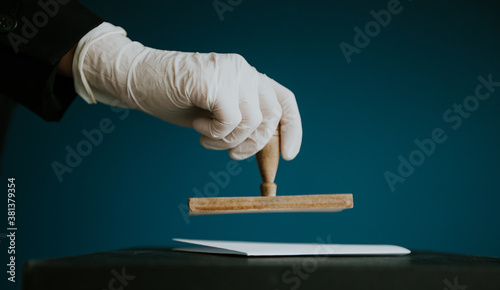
189 194 353 215
256 128 280 196
188 127 354 215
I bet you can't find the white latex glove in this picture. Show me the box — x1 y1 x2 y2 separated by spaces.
73 23 302 160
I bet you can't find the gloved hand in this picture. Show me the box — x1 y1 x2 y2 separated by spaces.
73 22 302 160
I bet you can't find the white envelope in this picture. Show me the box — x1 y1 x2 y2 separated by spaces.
173 238 411 256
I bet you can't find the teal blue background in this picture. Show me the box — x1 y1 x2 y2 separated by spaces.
1 0 499 284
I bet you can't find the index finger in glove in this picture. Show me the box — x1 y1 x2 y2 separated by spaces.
269 78 302 161
229 74 282 160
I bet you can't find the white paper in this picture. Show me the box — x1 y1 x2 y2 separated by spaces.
173 238 411 256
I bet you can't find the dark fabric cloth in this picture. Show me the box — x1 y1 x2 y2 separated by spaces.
22 248 500 290
0 0 103 121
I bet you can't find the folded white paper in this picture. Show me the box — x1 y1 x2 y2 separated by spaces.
173 238 411 256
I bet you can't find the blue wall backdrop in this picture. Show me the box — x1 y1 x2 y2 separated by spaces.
1 0 499 286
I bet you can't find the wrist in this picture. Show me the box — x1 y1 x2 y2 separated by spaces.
58 45 76 77
73 22 141 107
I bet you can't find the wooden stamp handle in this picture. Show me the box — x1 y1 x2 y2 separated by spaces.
256 126 280 197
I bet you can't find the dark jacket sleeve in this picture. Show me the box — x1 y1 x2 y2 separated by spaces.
0 0 103 121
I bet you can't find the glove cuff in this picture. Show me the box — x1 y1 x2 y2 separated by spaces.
72 22 129 107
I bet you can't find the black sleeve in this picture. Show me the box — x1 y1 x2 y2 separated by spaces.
0 0 103 121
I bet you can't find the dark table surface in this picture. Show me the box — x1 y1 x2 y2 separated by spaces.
22 247 500 290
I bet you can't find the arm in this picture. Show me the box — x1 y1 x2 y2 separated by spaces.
72 23 302 160
0 1 102 121
58 45 77 78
